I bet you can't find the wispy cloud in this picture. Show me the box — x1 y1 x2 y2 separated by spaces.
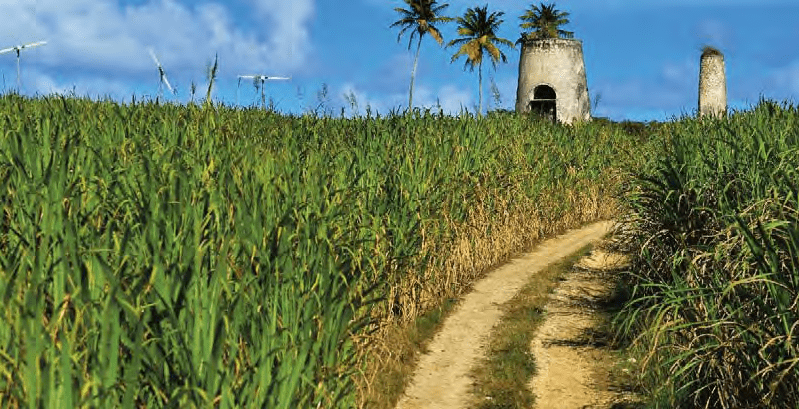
338 82 381 115
29 71 133 102
411 83 474 113
332 81 475 116
0 0 312 80
249 0 314 70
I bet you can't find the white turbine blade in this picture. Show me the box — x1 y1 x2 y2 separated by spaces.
148 48 162 67
1 41 47 55
21 41 47 49
148 48 176 95
162 74 174 94
238 75 290 80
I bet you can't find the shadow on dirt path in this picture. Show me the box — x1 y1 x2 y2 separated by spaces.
529 245 643 409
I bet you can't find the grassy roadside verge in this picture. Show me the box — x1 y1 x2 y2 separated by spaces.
358 296 460 409
467 244 595 409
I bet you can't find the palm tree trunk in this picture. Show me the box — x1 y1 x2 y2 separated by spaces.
409 35 423 110
478 62 483 116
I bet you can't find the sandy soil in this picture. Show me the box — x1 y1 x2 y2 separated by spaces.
395 221 614 409
529 247 632 409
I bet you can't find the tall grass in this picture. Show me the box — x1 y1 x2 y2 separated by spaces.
0 93 382 407
613 99 799 408
0 91 650 407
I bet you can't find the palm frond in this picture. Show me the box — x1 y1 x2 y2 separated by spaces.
391 0 453 48
493 37 514 48
446 37 471 47
457 26 475 37
448 5 513 70
519 2 574 40
428 27 445 45
392 0 453 108
484 42 501 63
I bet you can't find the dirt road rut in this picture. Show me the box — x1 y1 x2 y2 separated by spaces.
396 221 614 409
529 248 631 408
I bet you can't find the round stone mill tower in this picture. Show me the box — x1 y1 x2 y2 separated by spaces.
698 46 727 118
515 38 591 124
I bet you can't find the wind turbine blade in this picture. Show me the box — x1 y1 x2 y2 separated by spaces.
0 41 47 55
148 48 176 96
237 75 290 80
22 41 47 49
148 48 162 67
162 74 174 94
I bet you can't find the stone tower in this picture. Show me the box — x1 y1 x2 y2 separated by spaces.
698 46 727 118
515 38 591 124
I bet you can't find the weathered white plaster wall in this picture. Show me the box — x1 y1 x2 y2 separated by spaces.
516 38 591 124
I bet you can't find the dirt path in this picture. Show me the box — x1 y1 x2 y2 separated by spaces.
529 247 631 409
396 221 614 409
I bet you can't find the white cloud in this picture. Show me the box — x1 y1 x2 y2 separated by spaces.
411 83 474 113
29 71 136 102
437 84 474 113
338 82 382 115
0 0 312 82
331 81 475 117
249 0 314 70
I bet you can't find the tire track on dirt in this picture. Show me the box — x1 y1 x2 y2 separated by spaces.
529 247 632 409
395 221 614 409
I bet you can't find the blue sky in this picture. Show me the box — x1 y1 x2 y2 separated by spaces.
1 0 797 121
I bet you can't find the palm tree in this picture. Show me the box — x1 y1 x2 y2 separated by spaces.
518 2 573 43
448 5 514 115
391 0 453 110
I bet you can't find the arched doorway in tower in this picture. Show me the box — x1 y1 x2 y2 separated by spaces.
529 84 556 123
